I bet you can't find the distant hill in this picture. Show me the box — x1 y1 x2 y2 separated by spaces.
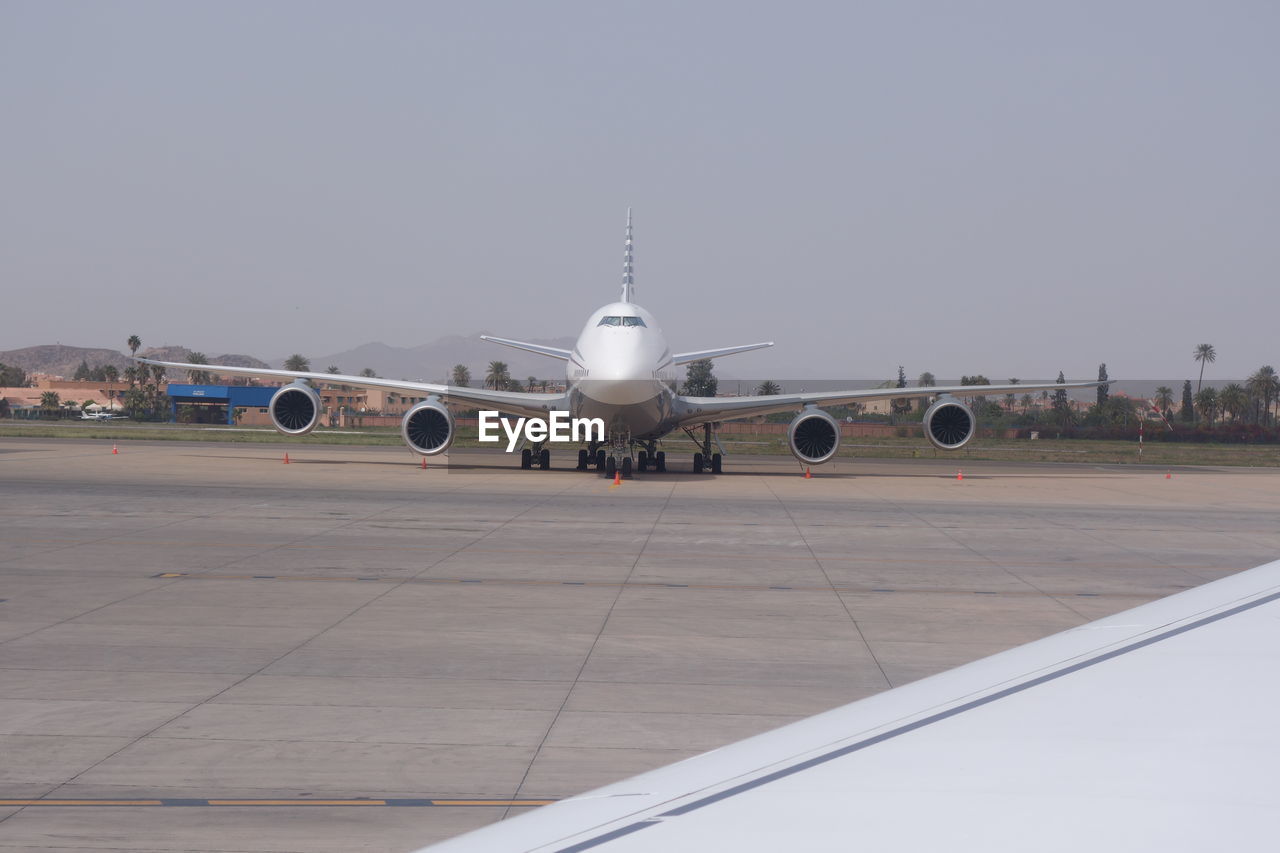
0 344 268 381
306 333 578 383
0 345 133 379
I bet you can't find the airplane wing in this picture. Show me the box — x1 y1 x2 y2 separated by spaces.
479 336 573 361
672 342 774 364
135 358 565 419
421 556 1280 852
677 379 1102 423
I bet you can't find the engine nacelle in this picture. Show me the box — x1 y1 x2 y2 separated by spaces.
923 396 976 450
787 407 840 465
401 398 454 456
269 381 322 436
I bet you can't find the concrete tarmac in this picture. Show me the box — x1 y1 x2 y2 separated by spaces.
1 438 1277 851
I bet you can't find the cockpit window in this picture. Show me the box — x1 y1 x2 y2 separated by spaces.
593 312 645 325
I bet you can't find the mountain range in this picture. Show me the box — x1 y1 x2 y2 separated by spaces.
296 334 579 383
0 344 269 381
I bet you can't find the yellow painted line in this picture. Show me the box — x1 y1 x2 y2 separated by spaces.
431 799 557 807
151 573 1154 599
0 798 556 807
0 800 163 806
11 537 1221 570
209 799 386 806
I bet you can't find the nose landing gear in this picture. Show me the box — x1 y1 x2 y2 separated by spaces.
520 444 552 470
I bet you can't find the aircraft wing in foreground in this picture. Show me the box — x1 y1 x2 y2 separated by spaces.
422 557 1280 852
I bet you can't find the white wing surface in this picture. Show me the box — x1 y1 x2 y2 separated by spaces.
671 342 774 364
478 336 573 361
135 358 565 419
423 557 1280 852
678 379 1101 423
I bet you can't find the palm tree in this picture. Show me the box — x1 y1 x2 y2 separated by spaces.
1218 383 1247 423
526 376 538 393
1193 343 1216 393
284 354 310 372
102 365 119 383
485 361 510 391
1248 366 1279 425
39 390 60 415
326 366 340 374
1153 386 1174 417
127 335 141 356
359 367 377 378
451 364 470 387
1194 387 1219 427
186 352 212 384
755 380 781 395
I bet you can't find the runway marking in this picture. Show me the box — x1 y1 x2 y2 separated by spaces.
14 536 1241 570
0 798 555 808
141 573 1158 599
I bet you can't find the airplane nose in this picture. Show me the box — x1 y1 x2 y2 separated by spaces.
580 377 656 406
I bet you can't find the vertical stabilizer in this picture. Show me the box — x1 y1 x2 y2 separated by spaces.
621 208 635 303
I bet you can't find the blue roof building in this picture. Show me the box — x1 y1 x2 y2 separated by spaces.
166 384 277 425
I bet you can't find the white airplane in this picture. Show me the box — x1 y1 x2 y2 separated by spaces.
79 410 122 421
419 556 1280 852
138 212 1100 475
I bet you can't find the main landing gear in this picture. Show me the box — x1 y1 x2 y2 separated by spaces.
684 423 723 474
575 437 668 479
567 433 726 478
636 442 666 473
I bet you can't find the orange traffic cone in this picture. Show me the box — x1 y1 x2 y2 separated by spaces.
420 457 427 469
111 443 118 455
613 470 622 486
803 467 811 479
1166 471 1172 479
283 452 290 464
956 470 964 481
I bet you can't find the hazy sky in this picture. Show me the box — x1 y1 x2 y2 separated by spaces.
3 1 1276 379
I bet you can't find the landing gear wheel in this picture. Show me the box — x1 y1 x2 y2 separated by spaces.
577 449 589 470
521 448 532 469
693 452 704 474
655 451 666 472
637 450 648 472
621 457 633 479
711 453 722 474
605 456 617 479
595 449 607 469
539 448 550 470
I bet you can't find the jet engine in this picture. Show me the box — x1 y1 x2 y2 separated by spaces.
401 398 454 456
923 396 976 450
269 381 322 436
788 407 840 465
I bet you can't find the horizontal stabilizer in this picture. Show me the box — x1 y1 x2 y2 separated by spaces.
673 341 774 365
479 336 572 361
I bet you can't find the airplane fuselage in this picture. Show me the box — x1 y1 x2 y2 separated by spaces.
566 301 680 440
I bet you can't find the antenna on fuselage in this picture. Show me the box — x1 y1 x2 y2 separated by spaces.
621 208 635 303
